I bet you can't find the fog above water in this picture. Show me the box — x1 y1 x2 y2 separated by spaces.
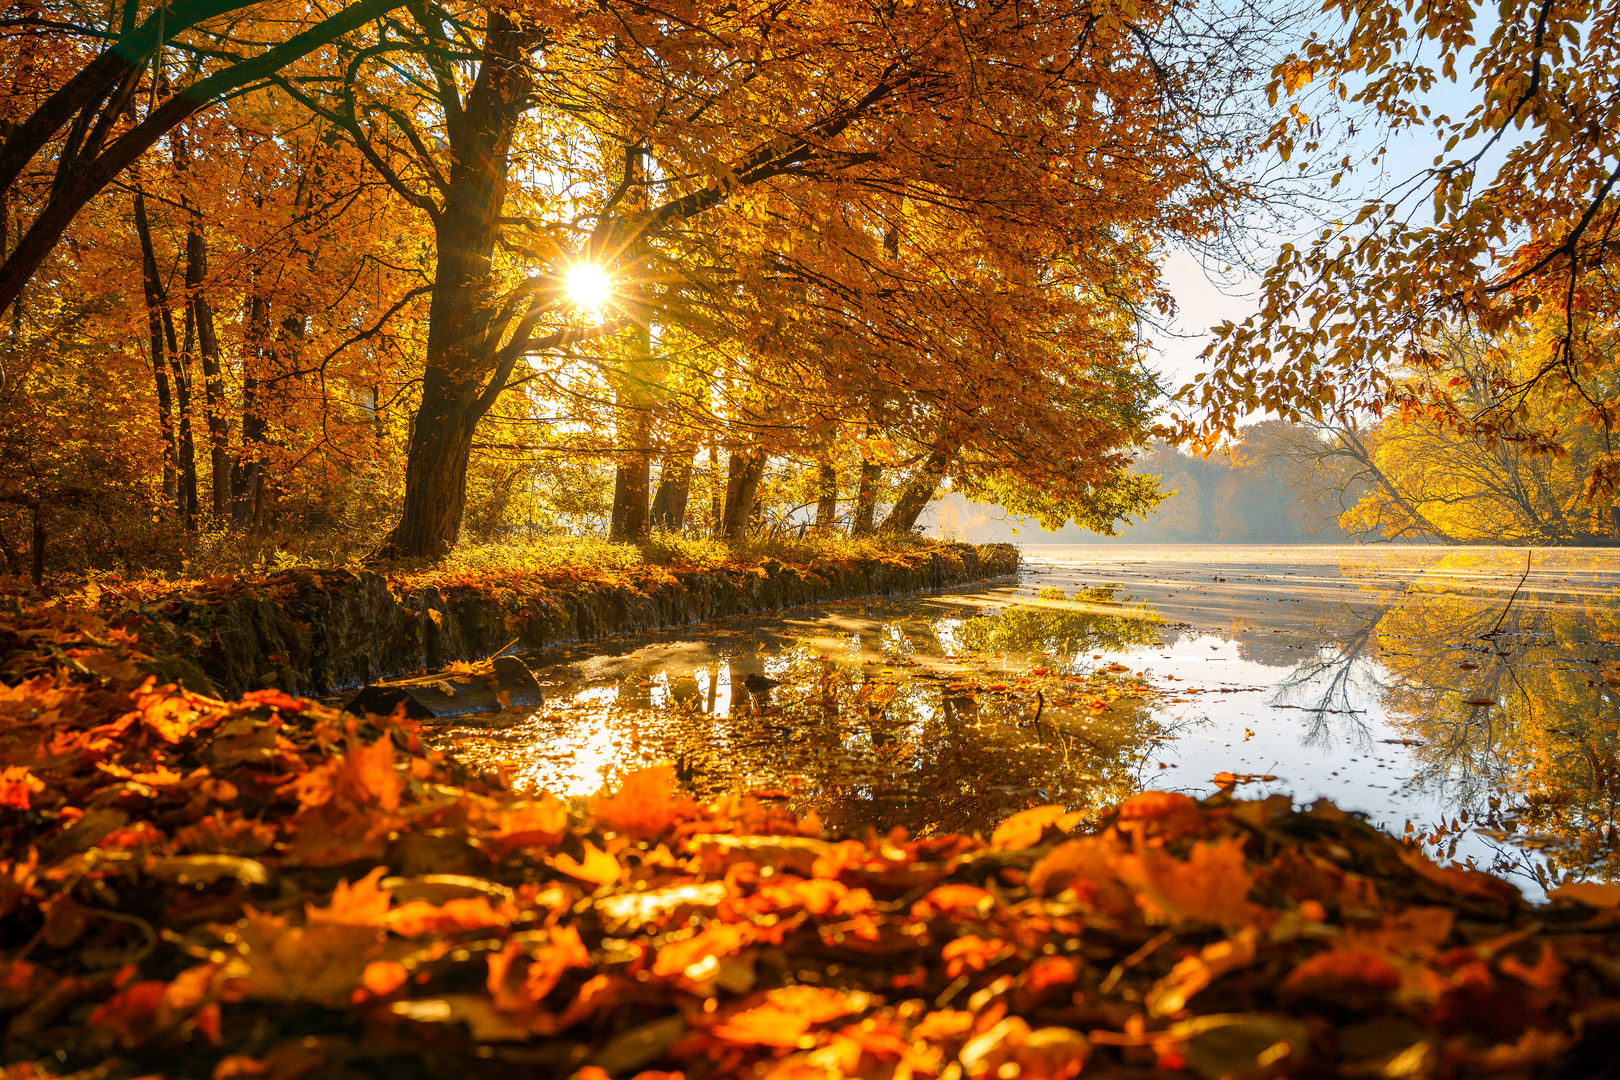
431 544 1620 897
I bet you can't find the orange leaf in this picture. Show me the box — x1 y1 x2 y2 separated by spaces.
652 922 754 979
362 960 408 996
711 985 863 1047
591 765 694 839
1283 946 1401 1000
552 841 621 886
0 766 44 810
1115 835 1255 926
388 896 508 937
991 806 1080 850
306 868 391 927
484 795 568 854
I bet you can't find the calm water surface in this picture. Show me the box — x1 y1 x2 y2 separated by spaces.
431 544 1620 894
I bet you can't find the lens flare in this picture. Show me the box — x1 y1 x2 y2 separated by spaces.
565 263 612 310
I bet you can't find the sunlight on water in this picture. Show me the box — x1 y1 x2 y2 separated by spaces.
428 544 1620 897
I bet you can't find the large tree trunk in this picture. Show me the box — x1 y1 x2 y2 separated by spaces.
719 451 766 542
879 442 952 534
650 444 696 530
384 13 529 559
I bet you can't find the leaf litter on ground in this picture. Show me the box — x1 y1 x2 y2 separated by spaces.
2 607 1620 1079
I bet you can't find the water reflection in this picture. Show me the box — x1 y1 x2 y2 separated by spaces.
1023 545 1620 892
429 588 1173 839
432 546 1620 892
1288 562 1620 890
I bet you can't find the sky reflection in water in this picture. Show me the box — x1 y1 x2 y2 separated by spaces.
429 544 1620 895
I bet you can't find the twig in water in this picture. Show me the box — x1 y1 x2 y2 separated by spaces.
484 636 520 662
1484 550 1534 638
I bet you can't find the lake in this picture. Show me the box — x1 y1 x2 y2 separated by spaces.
429 543 1620 895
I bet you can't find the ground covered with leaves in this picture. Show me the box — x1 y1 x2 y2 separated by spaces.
4 609 1620 1080
0 534 966 610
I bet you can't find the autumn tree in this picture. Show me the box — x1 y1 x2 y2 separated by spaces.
1186 0 1620 497
1266 329 1620 544
0 0 410 335
276 0 1273 557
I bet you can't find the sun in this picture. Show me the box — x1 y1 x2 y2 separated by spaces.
564 263 612 310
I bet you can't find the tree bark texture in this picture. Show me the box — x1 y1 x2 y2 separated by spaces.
609 323 654 542
30 503 43 586
133 185 196 526
815 455 839 531
132 189 178 501
852 456 881 535
719 451 766 542
650 445 696 530
879 442 952 534
177 126 233 521
385 13 530 558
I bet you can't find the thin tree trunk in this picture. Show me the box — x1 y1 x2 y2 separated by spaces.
30 502 43 586
708 442 722 535
0 518 21 576
132 187 177 500
178 156 231 521
232 292 271 524
852 453 881 536
134 184 196 527
719 451 766 542
814 450 838 532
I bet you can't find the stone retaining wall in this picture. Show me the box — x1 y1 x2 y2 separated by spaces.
156 543 1020 697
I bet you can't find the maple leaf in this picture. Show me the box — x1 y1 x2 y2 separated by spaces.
486 926 590 1014
388 896 508 937
758 878 871 917
306 868 392 927
1115 835 1257 927
220 909 399 1008
652 922 755 979
551 840 621 886
1282 946 1402 1006
1145 927 1259 1017
990 805 1084 850
591 765 695 839
293 734 401 813
1116 790 1202 828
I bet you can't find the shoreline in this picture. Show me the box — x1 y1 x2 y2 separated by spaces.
109 541 1021 698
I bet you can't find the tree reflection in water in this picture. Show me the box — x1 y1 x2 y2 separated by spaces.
436 553 1620 889
1242 553 1620 889
432 586 1176 841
